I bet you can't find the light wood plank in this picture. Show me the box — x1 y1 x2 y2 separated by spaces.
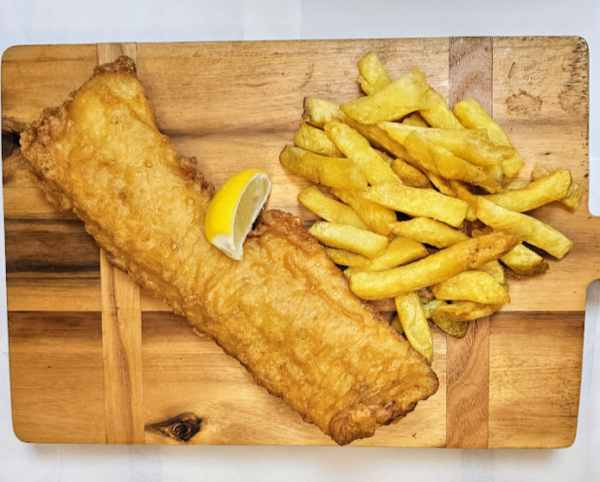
489 312 583 448
98 43 145 445
8 312 105 443
445 36 493 449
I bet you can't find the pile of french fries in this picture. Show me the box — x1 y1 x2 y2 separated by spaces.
279 51 582 365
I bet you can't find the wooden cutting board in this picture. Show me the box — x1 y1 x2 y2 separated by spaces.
2 37 594 448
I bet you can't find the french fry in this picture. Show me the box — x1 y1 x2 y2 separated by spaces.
405 132 503 193
421 299 447 319
532 164 583 210
324 119 400 185
376 149 394 166
309 222 388 259
475 197 573 259
433 301 501 322
302 98 345 128
279 146 368 189
474 260 505 285
390 314 404 335
331 188 397 236
390 217 468 248
379 122 514 168
403 112 429 127
506 179 530 190
361 182 469 228
483 168 572 212
298 186 372 231
453 98 525 177
344 235 429 277
449 180 478 221
431 271 511 304
430 312 470 338
561 183 584 210
340 68 435 124
349 232 520 300
293 123 343 157
302 97 410 160
324 247 370 267
426 171 456 196
357 51 392 96
395 292 434 364
420 88 465 129
390 158 432 188
499 243 549 276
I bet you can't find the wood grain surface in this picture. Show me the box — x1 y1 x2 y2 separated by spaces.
2 37 593 447
446 37 492 449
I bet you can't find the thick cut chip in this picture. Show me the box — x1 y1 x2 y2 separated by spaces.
344 236 429 277
324 119 400 185
298 186 372 231
309 222 388 259
390 217 468 248
434 301 501 322
419 89 465 129
500 243 550 276
390 159 432 188
379 123 514 168
390 314 405 335
331 188 397 236
294 123 343 157
403 112 429 127
475 197 573 259
340 68 435 124
474 260 505 285
532 164 583 211
405 132 503 193
349 232 519 300
453 98 525 178
483 168 572 212
361 182 468 228
302 97 410 160
302 98 345 128
376 149 394 166
561 183 584 210
506 179 530 191
279 146 367 189
426 171 456 196
430 312 470 338
431 271 511 304
324 247 370 267
357 51 392 95
421 299 447 319
395 293 434 364
449 180 478 222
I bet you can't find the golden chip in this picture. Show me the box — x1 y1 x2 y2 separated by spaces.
293 123 343 157
349 232 519 300
395 292 434 364
279 145 367 189
309 222 388 259
431 271 511 305
361 182 468 228
298 186 372 231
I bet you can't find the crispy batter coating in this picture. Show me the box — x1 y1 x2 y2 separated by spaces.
20 56 438 445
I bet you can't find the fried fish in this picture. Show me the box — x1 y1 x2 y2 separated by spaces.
20 56 438 445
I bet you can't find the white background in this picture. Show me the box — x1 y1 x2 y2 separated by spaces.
1 1 599 481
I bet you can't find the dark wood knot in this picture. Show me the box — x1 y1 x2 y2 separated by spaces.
145 412 202 443
2 130 20 160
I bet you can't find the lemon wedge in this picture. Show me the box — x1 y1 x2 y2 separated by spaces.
205 169 272 260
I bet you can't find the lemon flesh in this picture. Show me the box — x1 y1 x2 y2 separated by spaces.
205 169 272 260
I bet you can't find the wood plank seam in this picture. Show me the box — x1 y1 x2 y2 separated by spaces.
98 42 145 444
446 36 492 449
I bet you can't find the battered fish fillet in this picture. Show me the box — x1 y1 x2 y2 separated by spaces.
20 56 438 445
